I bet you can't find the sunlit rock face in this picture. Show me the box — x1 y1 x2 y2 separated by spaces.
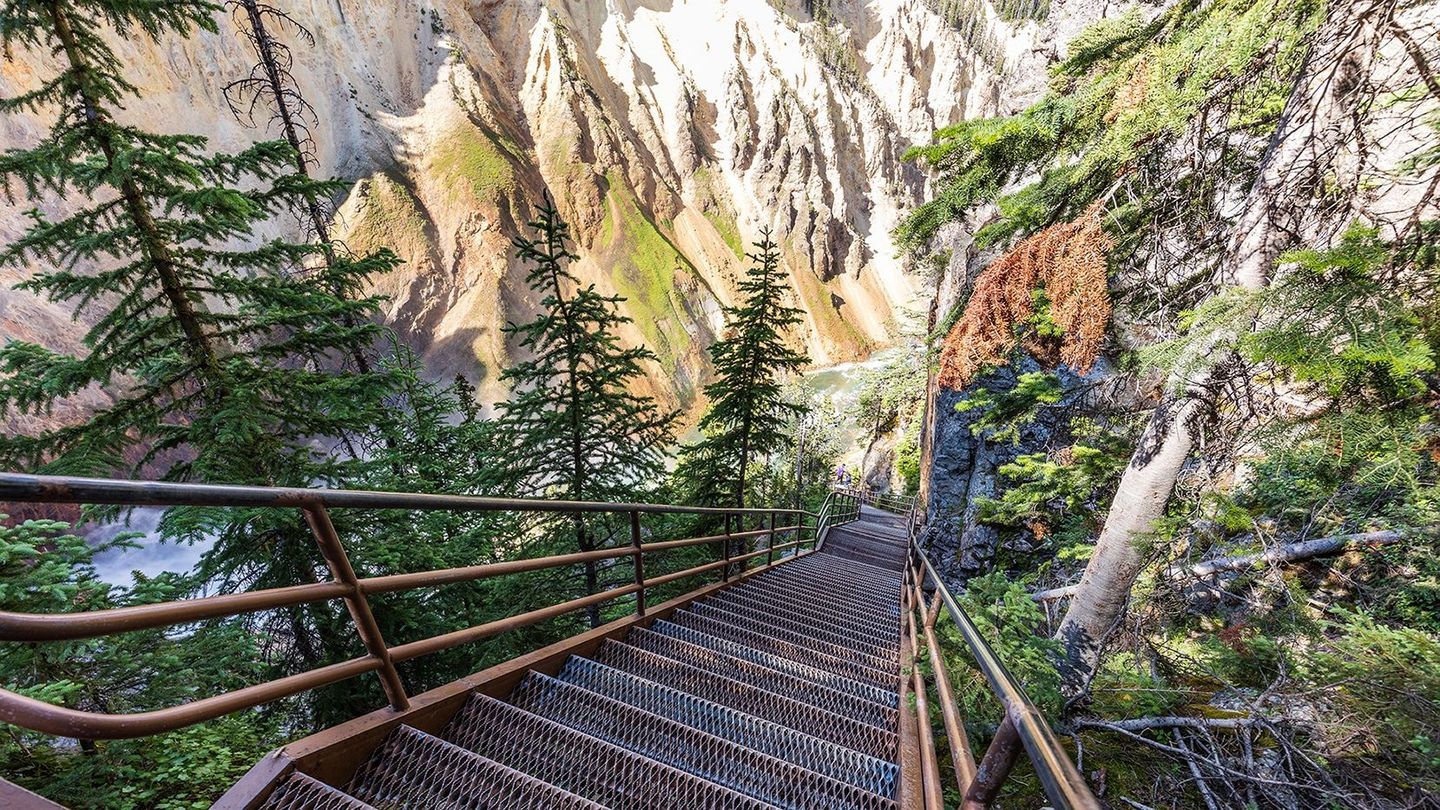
0 0 1046 415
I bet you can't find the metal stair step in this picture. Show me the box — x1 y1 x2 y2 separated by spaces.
688 593 898 657
707 587 900 641
443 693 771 809
624 626 897 726
803 549 906 578
591 639 898 760
510 672 896 810
733 580 897 618
652 616 898 703
554 657 898 797
684 600 899 668
739 570 901 618
668 607 897 685
747 558 901 594
257 773 378 810
821 550 905 571
812 536 898 562
348 725 603 809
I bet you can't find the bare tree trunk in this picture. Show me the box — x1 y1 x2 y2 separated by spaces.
1054 0 1391 701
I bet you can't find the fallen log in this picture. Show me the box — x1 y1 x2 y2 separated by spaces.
1032 528 1424 602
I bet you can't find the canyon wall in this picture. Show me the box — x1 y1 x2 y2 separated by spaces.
0 0 1031 414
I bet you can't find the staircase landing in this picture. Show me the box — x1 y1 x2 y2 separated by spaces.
249 507 911 809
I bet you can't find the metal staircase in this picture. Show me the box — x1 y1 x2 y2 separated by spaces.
256 508 909 810
0 475 1099 809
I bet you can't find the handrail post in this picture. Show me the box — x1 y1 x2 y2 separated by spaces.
906 571 945 809
963 716 1023 809
630 510 646 616
766 510 777 566
302 504 409 712
924 588 977 793
721 513 732 581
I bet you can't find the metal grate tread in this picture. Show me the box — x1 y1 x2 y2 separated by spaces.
823 548 906 566
554 657 898 797
803 549 906 578
696 579 898 631
739 572 901 618
684 600 899 668
258 773 378 810
624 626 898 727
667 607 898 686
444 693 771 809
652 616 898 704
510 672 896 810
592 639 898 760
349 724 604 809
707 587 900 641
763 553 903 588
721 571 900 608
817 534 907 555
803 547 901 567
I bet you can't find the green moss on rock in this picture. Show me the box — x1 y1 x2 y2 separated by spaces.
347 173 429 255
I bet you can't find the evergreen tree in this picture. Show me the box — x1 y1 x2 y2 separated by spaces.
0 0 396 482
0 515 278 808
676 232 810 509
497 199 675 625
223 0 399 383
0 0 402 715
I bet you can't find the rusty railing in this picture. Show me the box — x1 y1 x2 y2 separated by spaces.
0 473 853 741
857 489 1100 810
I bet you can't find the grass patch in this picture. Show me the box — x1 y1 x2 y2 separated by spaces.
787 247 871 356
600 172 699 373
704 210 745 260
431 122 515 203
347 173 428 255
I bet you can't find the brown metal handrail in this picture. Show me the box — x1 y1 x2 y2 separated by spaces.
0 473 846 741
863 493 1100 810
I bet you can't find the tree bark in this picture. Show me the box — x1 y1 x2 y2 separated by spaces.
1053 0 1391 701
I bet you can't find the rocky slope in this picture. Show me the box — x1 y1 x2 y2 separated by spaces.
0 0 1039 414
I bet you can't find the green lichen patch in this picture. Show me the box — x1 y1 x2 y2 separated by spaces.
786 250 872 358
599 172 700 376
704 210 746 260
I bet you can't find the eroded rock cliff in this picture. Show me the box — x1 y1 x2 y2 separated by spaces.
0 0 1024 413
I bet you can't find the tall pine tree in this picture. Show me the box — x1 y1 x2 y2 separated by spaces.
676 231 810 508
0 0 402 717
222 0 399 383
497 198 675 625
0 0 396 482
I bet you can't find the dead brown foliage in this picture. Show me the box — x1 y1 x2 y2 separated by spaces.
1106 58 1152 124
938 204 1112 389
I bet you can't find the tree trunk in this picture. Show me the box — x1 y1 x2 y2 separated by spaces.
1053 0 1390 701
47 0 221 384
